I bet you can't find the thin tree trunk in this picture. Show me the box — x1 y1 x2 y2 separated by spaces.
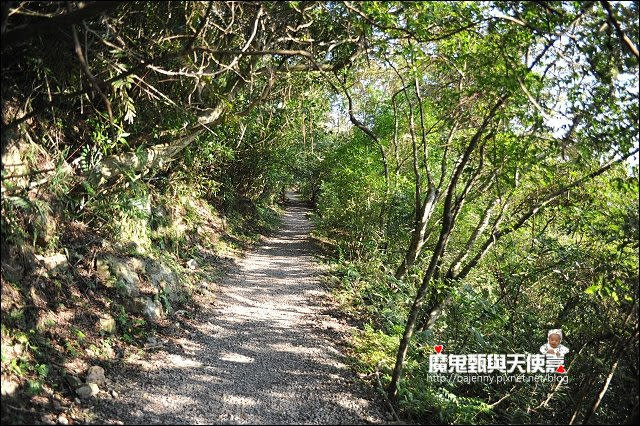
301 112 306 147
422 149 638 333
388 95 507 401
534 342 587 411
394 121 459 280
581 358 620 424
394 185 437 279
580 307 638 425
391 91 401 178
337 82 390 238
568 375 598 425
447 196 499 278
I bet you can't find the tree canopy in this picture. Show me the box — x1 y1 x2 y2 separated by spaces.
2 1 638 424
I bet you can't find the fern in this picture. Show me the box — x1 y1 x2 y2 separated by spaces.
80 145 103 173
6 196 32 211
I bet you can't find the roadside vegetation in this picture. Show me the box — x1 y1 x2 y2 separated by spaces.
2 2 638 424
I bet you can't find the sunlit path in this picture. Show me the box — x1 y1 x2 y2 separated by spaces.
92 192 386 424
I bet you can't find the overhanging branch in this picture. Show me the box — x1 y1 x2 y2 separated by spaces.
2 1 122 48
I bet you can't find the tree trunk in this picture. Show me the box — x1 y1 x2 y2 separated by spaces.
568 375 598 425
387 96 507 401
394 185 437 279
581 357 620 424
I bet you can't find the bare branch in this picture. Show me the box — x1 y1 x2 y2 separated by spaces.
71 23 113 126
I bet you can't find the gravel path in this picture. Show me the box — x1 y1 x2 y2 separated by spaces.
93 192 387 424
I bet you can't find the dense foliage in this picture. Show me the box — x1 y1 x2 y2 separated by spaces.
2 1 638 424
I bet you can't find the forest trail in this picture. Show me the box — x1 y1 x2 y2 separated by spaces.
93 192 386 424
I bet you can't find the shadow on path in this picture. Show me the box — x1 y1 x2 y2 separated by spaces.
92 192 387 424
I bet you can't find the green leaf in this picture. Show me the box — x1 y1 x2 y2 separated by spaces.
584 284 601 295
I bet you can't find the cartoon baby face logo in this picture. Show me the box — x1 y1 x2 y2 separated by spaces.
540 329 570 358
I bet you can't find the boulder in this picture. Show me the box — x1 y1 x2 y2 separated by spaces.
35 252 68 275
41 414 57 425
106 256 141 298
7 244 39 275
95 258 112 284
32 209 57 246
76 383 99 398
1 378 18 396
65 374 83 389
134 297 163 322
2 139 30 190
146 260 179 302
85 365 106 386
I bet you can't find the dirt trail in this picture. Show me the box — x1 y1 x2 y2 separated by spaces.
93 192 386 424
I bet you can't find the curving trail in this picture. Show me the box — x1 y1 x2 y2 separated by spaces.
93 192 386 424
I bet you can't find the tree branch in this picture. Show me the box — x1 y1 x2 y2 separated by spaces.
2 1 122 48
600 1 639 59
71 23 113 126
456 147 640 280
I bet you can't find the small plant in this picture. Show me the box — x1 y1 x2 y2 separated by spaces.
26 379 43 396
72 327 86 345
92 337 115 359
115 304 130 331
35 363 49 379
159 289 172 313
64 339 79 357
9 357 29 376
